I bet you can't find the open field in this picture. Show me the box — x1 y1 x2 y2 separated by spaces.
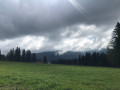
0 61 120 90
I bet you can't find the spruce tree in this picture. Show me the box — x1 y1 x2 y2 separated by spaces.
43 56 47 63
0 49 1 60
6 49 14 61
32 53 36 62
14 47 21 62
107 22 120 66
79 55 82 65
22 49 26 62
26 50 32 62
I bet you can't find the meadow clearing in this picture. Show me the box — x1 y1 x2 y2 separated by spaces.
0 61 120 90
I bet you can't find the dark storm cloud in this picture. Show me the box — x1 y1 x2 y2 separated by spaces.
0 0 120 40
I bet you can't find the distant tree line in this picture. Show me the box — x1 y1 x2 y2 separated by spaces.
0 47 36 62
50 52 109 66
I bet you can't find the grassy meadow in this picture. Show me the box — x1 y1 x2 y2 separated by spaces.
0 61 120 90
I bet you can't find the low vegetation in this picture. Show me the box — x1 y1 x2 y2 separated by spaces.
0 61 119 90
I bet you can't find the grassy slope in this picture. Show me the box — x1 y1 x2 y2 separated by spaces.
0 61 120 90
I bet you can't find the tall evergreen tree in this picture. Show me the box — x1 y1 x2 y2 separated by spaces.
26 50 32 62
92 52 97 66
14 47 21 62
107 22 120 66
85 52 91 65
22 49 26 62
43 56 47 63
79 55 82 65
6 49 14 61
0 49 1 60
32 53 37 62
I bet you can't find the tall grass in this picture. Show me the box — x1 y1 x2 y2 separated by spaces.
0 61 120 90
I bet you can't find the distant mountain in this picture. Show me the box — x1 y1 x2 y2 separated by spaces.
36 51 82 61
36 49 107 61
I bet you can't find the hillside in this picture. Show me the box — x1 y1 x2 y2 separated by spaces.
36 49 107 61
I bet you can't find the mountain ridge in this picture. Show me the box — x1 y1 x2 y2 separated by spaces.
36 49 107 61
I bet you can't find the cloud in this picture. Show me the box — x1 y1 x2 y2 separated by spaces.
0 36 46 54
55 24 113 51
0 0 119 53
0 24 113 54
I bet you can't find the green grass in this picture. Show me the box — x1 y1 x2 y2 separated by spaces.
0 61 120 90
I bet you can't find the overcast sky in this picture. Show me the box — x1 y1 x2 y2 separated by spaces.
0 0 120 54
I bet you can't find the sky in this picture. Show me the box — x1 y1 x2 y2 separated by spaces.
0 0 120 54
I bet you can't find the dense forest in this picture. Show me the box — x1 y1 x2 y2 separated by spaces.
0 22 120 67
0 47 36 62
51 52 108 66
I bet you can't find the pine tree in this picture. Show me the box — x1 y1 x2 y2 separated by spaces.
85 52 91 66
32 53 36 62
43 56 47 63
26 50 32 62
22 49 26 62
14 47 21 62
107 22 120 66
6 49 14 61
0 49 1 60
79 55 82 65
